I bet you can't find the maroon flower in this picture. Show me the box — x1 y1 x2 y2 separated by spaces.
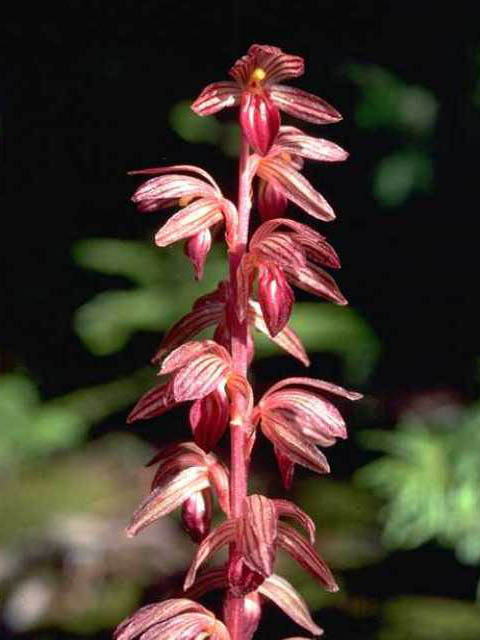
129 165 237 257
192 45 342 156
250 127 349 222
235 218 346 337
253 378 362 488
183 494 337 596
126 441 229 540
256 126 348 220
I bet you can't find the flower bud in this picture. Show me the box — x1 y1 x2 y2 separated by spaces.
258 263 294 337
258 178 288 221
184 228 212 281
181 489 213 543
189 387 230 452
239 91 280 156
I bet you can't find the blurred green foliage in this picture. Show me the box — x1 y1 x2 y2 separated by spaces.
379 596 480 640
357 402 480 566
170 100 241 157
0 369 154 469
346 64 437 207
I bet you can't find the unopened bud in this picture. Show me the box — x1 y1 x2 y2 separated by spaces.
258 263 294 337
181 489 213 543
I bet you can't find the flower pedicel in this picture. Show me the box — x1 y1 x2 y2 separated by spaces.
114 44 361 640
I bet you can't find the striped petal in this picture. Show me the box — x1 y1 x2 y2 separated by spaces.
184 520 236 590
114 599 208 640
257 157 335 221
277 522 338 592
259 574 323 636
261 413 330 475
127 381 176 423
264 377 363 401
132 174 215 210
129 164 221 194
240 495 278 577
126 466 210 537
153 303 224 363
140 613 215 640
248 44 304 84
270 85 342 124
254 232 306 271
285 263 347 304
155 197 224 247
191 81 241 116
274 446 296 490
275 126 348 162
161 340 231 374
274 499 316 544
173 353 231 402
249 299 310 366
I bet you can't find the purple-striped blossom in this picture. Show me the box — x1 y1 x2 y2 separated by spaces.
183 494 337 597
236 218 346 336
126 442 229 541
129 165 237 265
192 45 341 156
256 126 348 220
253 378 362 488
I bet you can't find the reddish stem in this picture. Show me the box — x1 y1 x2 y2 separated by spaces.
227 132 253 640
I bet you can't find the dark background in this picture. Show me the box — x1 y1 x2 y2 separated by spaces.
2 3 480 639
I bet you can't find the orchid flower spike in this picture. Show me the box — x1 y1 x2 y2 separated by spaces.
118 43 359 640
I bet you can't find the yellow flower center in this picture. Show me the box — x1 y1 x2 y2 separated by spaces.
250 67 266 83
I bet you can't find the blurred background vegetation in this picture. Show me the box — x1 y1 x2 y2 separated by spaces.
2 3 480 639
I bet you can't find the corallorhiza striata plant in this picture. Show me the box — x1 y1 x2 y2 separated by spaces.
114 44 362 640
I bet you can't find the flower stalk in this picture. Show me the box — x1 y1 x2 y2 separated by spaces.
115 44 361 640
227 131 253 639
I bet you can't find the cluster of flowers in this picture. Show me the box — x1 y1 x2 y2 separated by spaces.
115 44 361 640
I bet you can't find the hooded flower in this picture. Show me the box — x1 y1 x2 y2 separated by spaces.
129 164 237 262
253 378 362 488
126 442 229 541
236 218 346 336
183 494 337 597
250 126 349 222
192 45 342 155
256 126 348 220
